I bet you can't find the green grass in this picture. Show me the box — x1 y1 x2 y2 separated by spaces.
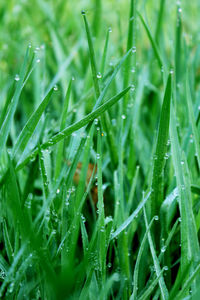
0 0 200 299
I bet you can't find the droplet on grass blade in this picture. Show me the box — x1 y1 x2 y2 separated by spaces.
132 46 136 53
161 246 167 253
97 72 102 79
15 74 20 81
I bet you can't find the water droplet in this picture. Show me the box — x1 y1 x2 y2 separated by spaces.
178 217 181 222
97 127 100 131
132 46 136 53
94 118 98 125
54 85 58 91
131 67 135 73
167 139 171 146
170 69 174 74
28 42 32 48
96 153 100 160
164 153 169 160
181 184 185 190
108 27 112 33
161 66 164 73
56 189 60 194
81 215 86 223
198 106 200 110
154 216 159 221
97 72 102 79
36 58 40 63
107 262 112 268
72 76 75 81
180 161 184 165
178 7 182 13
81 10 86 15
161 246 167 253
130 84 135 91
121 114 126 120
100 226 105 232
154 154 158 160
15 74 20 81
164 266 169 271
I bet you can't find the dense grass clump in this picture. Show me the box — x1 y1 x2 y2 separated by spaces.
1 0 200 299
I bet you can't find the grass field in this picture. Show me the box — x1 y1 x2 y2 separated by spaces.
0 0 200 299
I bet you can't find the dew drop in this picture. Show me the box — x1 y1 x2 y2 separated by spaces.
96 153 100 160
180 161 184 165
121 114 126 120
164 266 169 271
81 10 86 15
132 46 136 53
108 27 112 33
154 215 159 221
181 184 185 190
164 153 169 160
56 188 60 194
131 67 135 73
36 58 40 63
97 72 102 79
15 74 20 81
161 245 167 253
130 84 135 91
170 69 174 74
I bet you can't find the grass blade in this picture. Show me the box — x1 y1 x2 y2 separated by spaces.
143 205 169 299
16 86 130 170
0 47 30 157
12 88 54 159
151 73 172 217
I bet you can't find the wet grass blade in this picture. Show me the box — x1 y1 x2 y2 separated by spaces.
138 11 163 69
0 47 30 157
111 191 151 240
170 105 200 292
96 129 106 282
131 216 155 299
54 80 72 180
151 73 172 217
16 86 130 170
100 29 110 77
186 74 200 169
12 88 54 159
143 205 169 299
82 12 100 99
